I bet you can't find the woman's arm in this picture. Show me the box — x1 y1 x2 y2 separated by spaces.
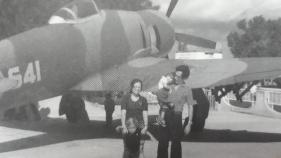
121 109 127 128
143 110 148 127
142 110 148 134
120 95 128 134
141 97 149 135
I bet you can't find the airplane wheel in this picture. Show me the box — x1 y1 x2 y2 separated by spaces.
191 113 206 132
3 104 41 121
3 108 17 120
25 103 41 121
184 115 206 132
65 106 78 123
191 88 210 132
60 93 89 123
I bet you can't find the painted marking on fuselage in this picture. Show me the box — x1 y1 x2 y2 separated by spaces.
5 60 41 89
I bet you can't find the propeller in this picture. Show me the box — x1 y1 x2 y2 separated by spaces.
166 0 179 17
166 0 218 50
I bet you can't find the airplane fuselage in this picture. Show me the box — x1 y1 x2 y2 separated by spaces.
0 9 175 112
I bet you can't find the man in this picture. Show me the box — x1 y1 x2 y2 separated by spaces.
157 65 196 158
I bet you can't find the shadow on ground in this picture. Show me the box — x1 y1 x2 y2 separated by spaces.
148 116 281 143
182 129 281 143
2 115 281 153
0 118 122 153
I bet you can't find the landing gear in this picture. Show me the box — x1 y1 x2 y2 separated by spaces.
190 88 210 132
3 103 41 121
59 92 89 123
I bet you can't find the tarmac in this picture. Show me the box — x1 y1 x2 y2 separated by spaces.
1 97 281 158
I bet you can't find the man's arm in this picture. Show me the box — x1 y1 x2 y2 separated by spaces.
142 110 148 130
187 104 194 125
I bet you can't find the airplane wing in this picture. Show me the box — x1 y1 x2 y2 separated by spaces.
184 57 281 88
72 57 281 92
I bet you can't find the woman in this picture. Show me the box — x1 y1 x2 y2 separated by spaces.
120 79 148 158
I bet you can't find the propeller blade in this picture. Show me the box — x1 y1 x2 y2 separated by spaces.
175 32 217 49
166 0 179 17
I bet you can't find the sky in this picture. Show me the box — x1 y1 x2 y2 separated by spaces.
155 0 281 22
152 0 281 41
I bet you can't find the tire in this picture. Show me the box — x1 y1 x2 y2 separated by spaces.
65 107 78 123
61 93 89 123
191 88 210 132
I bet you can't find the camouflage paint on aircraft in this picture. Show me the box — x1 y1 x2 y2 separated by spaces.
1 0 281 114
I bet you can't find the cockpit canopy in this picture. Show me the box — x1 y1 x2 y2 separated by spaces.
48 0 100 24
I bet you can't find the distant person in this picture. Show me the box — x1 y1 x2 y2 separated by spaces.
157 65 196 158
104 92 115 127
117 79 148 158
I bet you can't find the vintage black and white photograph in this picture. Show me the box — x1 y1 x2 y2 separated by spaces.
0 0 281 157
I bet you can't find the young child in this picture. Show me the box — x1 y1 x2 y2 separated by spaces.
116 118 143 158
155 72 175 126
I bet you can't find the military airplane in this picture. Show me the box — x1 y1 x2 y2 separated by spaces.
1 0 281 131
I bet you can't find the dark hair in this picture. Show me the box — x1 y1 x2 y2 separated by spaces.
130 79 143 93
176 65 190 80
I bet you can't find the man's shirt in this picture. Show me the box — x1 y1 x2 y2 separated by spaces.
168 84 196 112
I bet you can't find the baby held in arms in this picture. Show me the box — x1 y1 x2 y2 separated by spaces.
156 72 175 126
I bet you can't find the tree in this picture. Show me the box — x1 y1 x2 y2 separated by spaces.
0 0 157 40
227 16 281 57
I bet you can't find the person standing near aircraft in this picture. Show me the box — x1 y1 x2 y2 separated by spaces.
104 92 115 127
120 79 148 158
157 65 196 158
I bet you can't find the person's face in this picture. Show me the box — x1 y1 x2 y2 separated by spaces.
175 71 184 85
166 75 173 85
132 82 141 95
127 125 137 134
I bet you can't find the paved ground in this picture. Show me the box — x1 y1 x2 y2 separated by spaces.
1 98 281 158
